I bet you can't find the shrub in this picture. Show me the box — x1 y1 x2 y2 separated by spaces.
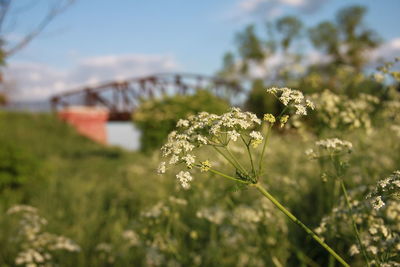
0 140 42 190
133 90 230 152
244 79 282 118
0 92 7 105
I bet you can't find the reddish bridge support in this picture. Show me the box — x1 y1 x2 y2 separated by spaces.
58 107 109 144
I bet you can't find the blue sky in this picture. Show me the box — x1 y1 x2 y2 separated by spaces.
3 0 400 100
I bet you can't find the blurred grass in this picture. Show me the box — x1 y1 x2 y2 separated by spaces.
0 111 399 266
0 112 171 265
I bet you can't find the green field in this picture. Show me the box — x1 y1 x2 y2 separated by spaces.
0 110 399 266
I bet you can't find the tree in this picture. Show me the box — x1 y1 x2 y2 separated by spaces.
0 0 74 58
235 25 266 73
276 16 303 52
309 5 381 71
217 4 382 103
0 0 74 104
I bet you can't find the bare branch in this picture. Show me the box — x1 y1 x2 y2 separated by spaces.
4 0 74 57
0 0 12 32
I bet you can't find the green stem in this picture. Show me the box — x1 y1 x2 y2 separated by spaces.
225 146 248 175
241 136 256 178
277 106 289 119
340 180 371 267
212 146 239 171
254 183 350 267
258 124 273 176
207 168 249 184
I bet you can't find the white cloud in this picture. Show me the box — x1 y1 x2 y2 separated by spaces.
246 49 329 79
3 54 179 101
371 38 400 62
232 0 329 20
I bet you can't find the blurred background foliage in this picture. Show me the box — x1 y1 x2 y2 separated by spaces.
133 90 229 152
0 3 400 267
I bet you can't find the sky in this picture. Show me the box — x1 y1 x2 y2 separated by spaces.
3 0 400 101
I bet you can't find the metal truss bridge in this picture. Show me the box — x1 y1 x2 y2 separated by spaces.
51 73 241 121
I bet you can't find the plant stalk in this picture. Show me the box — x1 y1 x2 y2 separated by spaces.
212 146 243 173
241 136 256 178
207 168 249 184
225 147 248 175
258 124 273 176
254 183 350 267
340 180 370 267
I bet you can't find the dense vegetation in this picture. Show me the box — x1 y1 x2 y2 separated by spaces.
1 81 399 265
1 4 400 267
133 90 229 152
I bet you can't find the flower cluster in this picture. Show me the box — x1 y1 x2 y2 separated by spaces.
196 207 226 225
263 113 276 123
315 186 400 265
7 205 80 267
382 100 400 125
266 87 315 115
122 230 140 247
158 107 263 189
315 138 353 152
306 138 353 159
310 90 379 132
390 125 400 139
367 171 400 210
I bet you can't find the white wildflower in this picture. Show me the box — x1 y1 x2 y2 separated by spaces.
368 171 400 210
168 196 188 206
196 207 226 224
176 171 193 189
122 230 140 247
157 162 166 174
306 99 315 110
249 131 263 148
371 196 385 210
169 155 179 165
349 244 360 256
182 154 196 168
8 205 80 266
294 104 307 115
176 119 189 128
196 134 208 145
227 130 240 142
305 148 316 158
266 87 313 116
369 227 378 235
367 246 378 255
96 243 112 253
315 138 353 153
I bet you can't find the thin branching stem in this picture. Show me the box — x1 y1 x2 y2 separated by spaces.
329 154 370 266
253 183 350 267
257 124 273 176
240 135 255 178
277 106 289 119
225 146 248 175
212 146 239 170
206 168 249 184
340 180 371 267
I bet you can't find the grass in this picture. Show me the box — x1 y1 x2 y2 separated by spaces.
0 111 399 266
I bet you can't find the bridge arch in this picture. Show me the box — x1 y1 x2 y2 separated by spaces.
51 73 242 121
50 73 242 144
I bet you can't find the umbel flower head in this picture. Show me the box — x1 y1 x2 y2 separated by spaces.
367 170 400 210
267 87 315 115
158 107 263 189
306 138 353 159
158 88 314 190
